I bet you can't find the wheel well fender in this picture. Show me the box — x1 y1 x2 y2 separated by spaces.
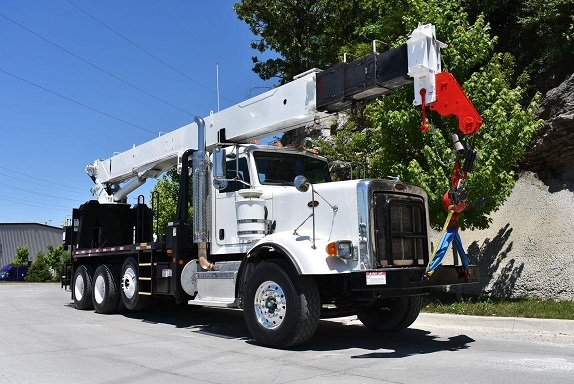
236 243 300 308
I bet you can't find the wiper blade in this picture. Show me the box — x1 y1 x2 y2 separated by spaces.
263 179 293 186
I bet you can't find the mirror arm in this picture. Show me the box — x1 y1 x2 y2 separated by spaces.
293 175 316 249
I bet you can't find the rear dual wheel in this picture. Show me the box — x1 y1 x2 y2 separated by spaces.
92 264 121 314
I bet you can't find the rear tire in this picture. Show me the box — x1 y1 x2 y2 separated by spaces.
243 260 320 348
92 264 121 314
358 295 422 332
73 265 94 310
120 258 149 311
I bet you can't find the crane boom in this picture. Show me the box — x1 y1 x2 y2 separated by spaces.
87 71 325 202
86 24 461 203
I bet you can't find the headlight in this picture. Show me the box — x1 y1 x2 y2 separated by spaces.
326 240 354 259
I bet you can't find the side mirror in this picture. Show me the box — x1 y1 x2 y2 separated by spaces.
212 147 228 190
294 175 310 192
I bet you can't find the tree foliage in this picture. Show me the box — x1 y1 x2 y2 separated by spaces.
11 245 29 268
44 244 66 281
236 0 543 229
150 166 193 235
234 0 374 83
364 53 541 229
25 251 53 282
150 167 178 235
353 1 541 229
463 0 574 93
236 0 573 92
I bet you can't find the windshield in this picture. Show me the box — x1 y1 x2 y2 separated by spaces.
254 151 331 185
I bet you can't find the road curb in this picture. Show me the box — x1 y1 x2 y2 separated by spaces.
416 312 574 336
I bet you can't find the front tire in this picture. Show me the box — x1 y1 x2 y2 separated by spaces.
243 260 320 348
92 264 121 314
120 258 149 311
358 295 423 332
73 265 94 310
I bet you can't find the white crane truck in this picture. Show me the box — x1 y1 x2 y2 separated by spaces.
63 25 481 348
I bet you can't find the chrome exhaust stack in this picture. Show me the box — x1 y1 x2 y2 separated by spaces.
192 116 213 270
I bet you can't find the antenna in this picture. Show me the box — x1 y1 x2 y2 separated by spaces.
216 62 220 112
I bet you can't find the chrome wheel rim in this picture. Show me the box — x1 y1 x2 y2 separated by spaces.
254 280 286 329
121 266 136 300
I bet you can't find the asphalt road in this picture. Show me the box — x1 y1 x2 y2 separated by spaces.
1 283 573 384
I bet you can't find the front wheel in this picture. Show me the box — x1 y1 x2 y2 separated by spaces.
92 264 121 314
358 295 423 332
243 260 320 349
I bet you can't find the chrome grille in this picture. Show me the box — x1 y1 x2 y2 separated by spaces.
373 193 427 266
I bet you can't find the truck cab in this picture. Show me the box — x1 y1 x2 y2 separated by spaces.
212 144 330 251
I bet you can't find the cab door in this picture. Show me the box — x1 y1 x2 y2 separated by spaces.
214 157 252 246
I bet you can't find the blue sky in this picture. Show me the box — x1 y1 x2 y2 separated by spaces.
0 1 274 227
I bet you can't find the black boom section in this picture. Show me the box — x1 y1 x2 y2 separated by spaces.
316 44 411 113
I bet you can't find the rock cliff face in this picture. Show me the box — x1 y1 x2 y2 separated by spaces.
452 172 574 301
453 75 574 301
522 74 574 181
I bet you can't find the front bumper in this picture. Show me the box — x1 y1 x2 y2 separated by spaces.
349 265 479 296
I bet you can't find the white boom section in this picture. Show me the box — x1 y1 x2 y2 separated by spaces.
87 70 325 203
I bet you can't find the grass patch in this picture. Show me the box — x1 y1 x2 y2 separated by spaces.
422 290 574 320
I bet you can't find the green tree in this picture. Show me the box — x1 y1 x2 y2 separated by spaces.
44 244 64 280
11 245 30 280
236 0 540 228
360 55 541 229
517 0 574 91
150 166 193 235
11 245 29 268
234 0 373 83
364 1 538 229
151 167 178 235
25 251 53 282
463 0 574 93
